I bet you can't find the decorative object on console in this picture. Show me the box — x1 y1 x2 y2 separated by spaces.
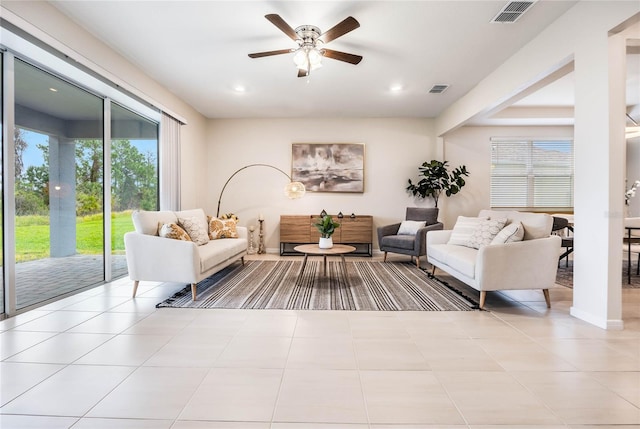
338 212 344 218
406 159 469 207
314 214 340 249
216 163 305 217
247 14 363 78
320 209 327 216
291 143 365 193
350 213 356 219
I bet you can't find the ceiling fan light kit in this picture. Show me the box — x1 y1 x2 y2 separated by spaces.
248 14 362 77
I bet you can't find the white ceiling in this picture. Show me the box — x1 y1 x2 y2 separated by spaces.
47 0 587 121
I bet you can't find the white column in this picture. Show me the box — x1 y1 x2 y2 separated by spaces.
570 28 628 330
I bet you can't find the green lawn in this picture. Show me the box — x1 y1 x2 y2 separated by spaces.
12 211 134 262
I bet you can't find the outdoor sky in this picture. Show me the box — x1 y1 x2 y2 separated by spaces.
20 129 157 170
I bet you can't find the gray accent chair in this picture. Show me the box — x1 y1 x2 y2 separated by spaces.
377 207 444 268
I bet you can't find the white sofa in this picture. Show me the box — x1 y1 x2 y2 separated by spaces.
426 209 561 309
124 208 248 300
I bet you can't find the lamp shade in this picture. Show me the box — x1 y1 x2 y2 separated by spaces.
293 47 323 72
285 181 306 199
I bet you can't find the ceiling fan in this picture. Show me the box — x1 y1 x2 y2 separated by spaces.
248 14 363 77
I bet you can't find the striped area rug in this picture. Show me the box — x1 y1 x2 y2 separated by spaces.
156 260 479 311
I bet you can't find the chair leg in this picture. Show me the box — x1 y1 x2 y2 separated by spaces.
383 252 387 262
415 256 420 269
636 253 639 276
431 265 436 275
191 283 197 301
479 291 487 309
241 256 245 266
132 280 139 298
542 289 551 308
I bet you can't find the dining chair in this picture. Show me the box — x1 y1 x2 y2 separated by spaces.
551 216 574 267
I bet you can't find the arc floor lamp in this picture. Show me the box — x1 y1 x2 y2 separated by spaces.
216 163 306 217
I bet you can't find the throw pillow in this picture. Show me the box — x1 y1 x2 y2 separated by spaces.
208 216 239 239
397 220 426 235
158 222 192 242
178 216 210 245
447 216 488 246
491 221 525 244
466 218 508 249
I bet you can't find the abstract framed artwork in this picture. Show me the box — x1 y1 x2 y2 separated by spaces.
291 143 365 193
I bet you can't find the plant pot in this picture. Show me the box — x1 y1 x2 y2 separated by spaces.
319 237 333 249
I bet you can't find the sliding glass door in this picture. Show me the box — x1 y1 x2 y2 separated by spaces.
14 60 104 309
111 103 158 278
0 34 162 315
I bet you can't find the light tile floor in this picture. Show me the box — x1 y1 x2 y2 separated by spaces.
0 253 638 428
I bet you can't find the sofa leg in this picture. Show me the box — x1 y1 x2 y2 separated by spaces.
191 283 197 301
132 280 139 298
479 291 487 309
542 289 551 308
383 252 387 262
241 256 245 266
415 257 420 269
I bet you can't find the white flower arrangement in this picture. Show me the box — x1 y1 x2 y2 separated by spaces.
625 180 640 205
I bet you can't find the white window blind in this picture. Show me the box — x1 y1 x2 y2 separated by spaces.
490 139 574 210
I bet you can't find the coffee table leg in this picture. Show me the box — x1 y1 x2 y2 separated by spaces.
341 254 350 287
299 253 309 278
323 255 327 276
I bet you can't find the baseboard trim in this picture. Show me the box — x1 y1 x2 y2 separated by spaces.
570 306 624 330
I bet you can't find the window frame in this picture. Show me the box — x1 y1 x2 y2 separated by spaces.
490 137 574 212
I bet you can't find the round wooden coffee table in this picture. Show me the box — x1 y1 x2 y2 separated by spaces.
294 244 356 285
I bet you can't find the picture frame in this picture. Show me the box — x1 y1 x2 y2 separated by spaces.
291 143 365 193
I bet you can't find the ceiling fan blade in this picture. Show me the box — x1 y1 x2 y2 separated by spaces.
248 49 293 58
322 49 363 65
265 14 298 41
321 16 360 43
297 69 309 78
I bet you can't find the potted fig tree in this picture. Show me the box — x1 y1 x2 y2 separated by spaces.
406 160 469 208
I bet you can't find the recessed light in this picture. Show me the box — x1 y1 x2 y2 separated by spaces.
390 84 403 92
49 87 58 92
233 85 246 93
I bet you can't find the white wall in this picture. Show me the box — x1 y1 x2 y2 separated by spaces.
2 1 209 209
441 126 574 228
206 118 436 251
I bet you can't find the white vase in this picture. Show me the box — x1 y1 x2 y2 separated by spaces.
319 237 333 249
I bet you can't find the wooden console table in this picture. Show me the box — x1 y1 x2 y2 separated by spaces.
280 214 373 256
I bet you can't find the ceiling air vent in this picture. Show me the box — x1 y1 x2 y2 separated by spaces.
491 1 536 23
429 84 449 94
